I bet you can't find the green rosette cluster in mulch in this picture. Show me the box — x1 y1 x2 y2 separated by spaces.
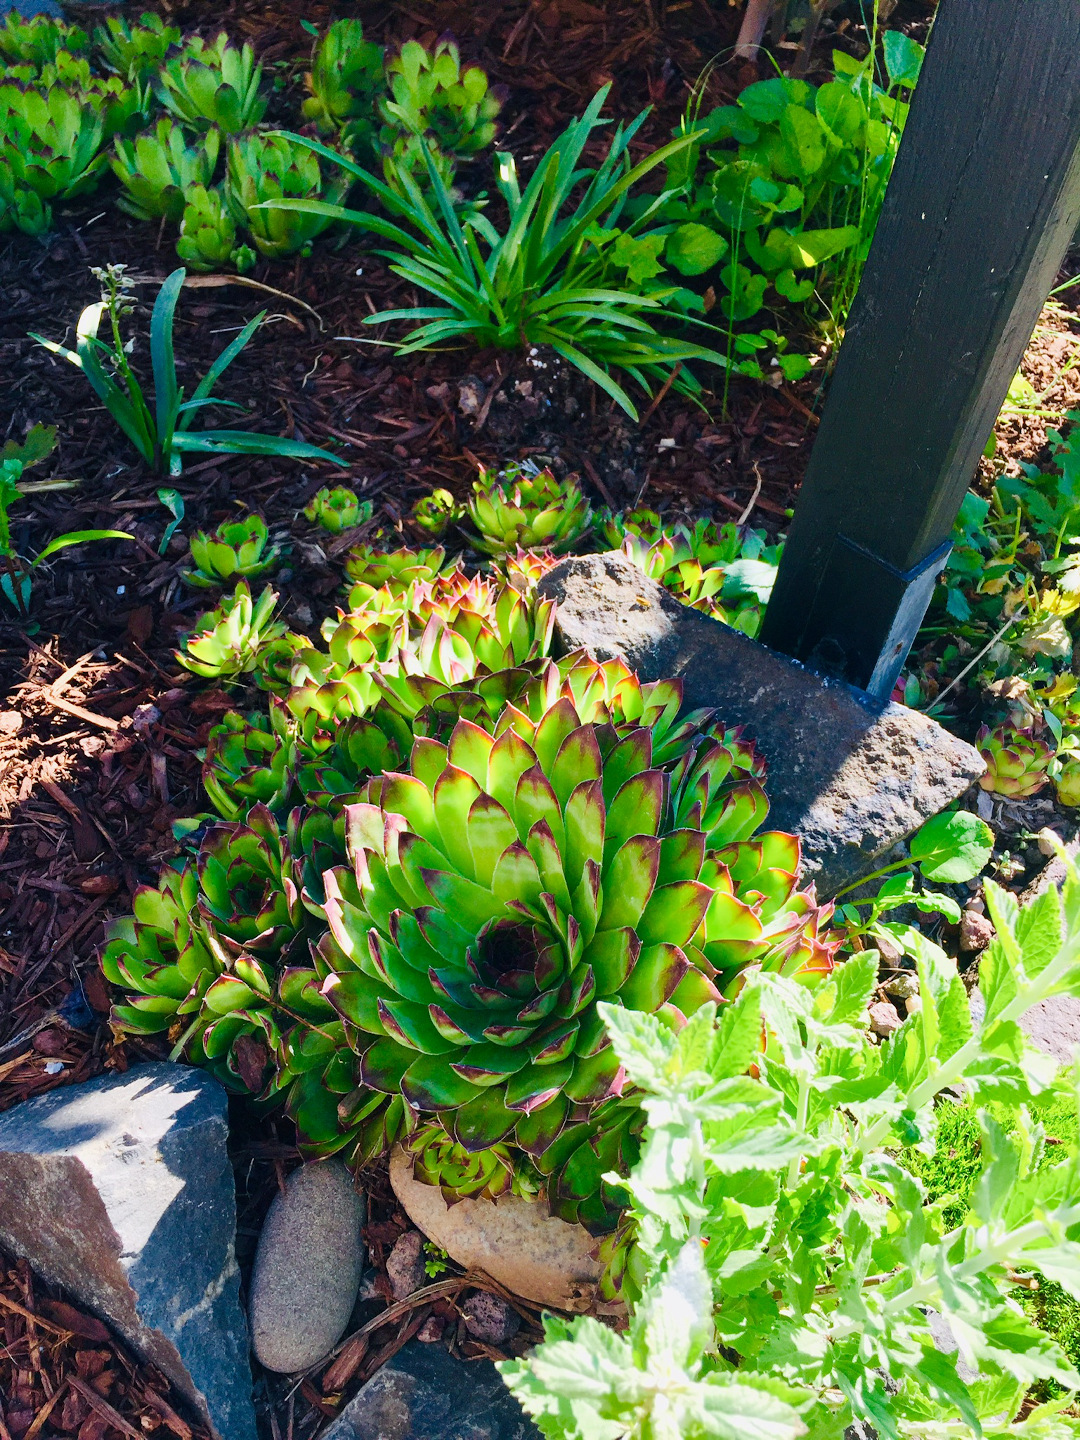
103 559 841 1234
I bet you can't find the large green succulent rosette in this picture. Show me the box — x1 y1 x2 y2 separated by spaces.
307 694 836 1223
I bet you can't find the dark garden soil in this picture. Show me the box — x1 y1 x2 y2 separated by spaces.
3 0 1076 1434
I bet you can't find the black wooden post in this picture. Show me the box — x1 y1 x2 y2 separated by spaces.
759 0 1080 703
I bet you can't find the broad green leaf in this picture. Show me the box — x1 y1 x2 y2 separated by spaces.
884 31 925 90
664 222 728 277
910 810 994 883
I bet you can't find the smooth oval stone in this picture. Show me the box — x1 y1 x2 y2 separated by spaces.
389 1146 603 1311
250 1160 365 1373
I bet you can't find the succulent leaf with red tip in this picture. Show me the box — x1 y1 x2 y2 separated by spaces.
976 722 1053 798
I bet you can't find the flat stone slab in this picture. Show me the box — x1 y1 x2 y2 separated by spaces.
320 1339 540 1440
0 1064 256 1440
538 554 985 896
390 1147 603 1312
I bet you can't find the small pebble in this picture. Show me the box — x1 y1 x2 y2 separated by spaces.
905 994 923 1016
131 704 161 735
868 1000 903 1038
882 972 919 1001
457 379 484 416
386 1230 426 1299
416 1315 446 1343
462 1291 520 1346
959 909 995 953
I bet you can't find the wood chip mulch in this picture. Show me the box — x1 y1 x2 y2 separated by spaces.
0 1248 213 1440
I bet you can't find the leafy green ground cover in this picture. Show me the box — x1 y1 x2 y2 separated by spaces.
901 1084 1080 1394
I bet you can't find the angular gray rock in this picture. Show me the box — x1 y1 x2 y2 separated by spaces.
0 1064 256 1440
538 553 985 896
969 985 1080 1067
319 1340 540 1440
249 1160 366 1373
926 1310 980 1384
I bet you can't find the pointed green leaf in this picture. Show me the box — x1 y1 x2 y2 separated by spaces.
621 941 689 1011
597 834 660 931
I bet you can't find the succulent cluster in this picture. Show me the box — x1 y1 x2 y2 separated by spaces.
343 541 456 599
195 553 556 813
94 13 181 84
302 19 384 140
303 486 373 535
411 488 462 538
177 183 254 273
154 34 266 134
976 721 1053 798
0 13 160 235
301 21 502 188
225 132 350 262
464 465 592 556
116 108 348 273
0 12 88 68
182 513 287 590
111 119 219 223
398 481 783 643
379 38 503 187
600 507 782 638
176 581 289 680
111 609 838 1228
0 13 504 263
299 565 555 722
0 84 107 235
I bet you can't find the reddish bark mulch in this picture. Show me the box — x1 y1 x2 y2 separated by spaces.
0 1247 214 1440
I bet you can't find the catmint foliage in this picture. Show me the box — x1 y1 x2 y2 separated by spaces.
502 836 1080 1440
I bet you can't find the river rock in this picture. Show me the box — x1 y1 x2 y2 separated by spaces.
537 553 985 897
249 1160 365 1373
0 1063 256 1440
389 1147 602 1311
868 1001 903 1037
318 1339 539 1440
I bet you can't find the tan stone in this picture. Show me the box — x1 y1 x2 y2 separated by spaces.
389 1147 603 1311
